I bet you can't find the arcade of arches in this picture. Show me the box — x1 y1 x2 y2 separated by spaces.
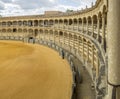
0 0 120 99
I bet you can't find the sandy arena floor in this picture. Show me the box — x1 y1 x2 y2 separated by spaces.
0 41 72 99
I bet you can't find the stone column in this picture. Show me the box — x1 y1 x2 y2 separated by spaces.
106 0 120 99
87 42 89 62
92 45 94 69
92 18 94 37
53 20 55 28
82 19 84 33
58 21 59 29
73 20 74 30
102 14 105 46
68 33 70 46
77 19 79 31
63 32 65 44
53 31 55 43
82 38 84 59
86 19 89 34
68 20 69 30
77 36 79 51
97 18 100 40
58 32 60 43
62 20 64 29
73 34 75 48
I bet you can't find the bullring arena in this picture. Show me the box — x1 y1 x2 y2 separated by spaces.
0 0 120 99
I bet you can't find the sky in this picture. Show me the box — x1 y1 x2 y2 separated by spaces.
0 0 96 16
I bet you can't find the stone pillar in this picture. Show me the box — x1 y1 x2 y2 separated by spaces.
68 20 69 30
82 19 84 33
53 31 55 43
86 19 89 34
92 45 94 69
82 38 84 59
106 0 120 99
63 32 65 44
102 14 105 46
87 42 89 61
58 21 59 29
77 36 79 51
73 20 74 30
97 18 100 40
62 20 64 29
92 18 94 37
68 33 70 46
77 19 79 31
73 34 75 48
58 32 60 43
53 20 55 28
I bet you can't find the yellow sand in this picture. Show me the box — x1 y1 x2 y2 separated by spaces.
0 41 72 99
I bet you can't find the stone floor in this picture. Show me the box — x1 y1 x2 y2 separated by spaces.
72 57 96 99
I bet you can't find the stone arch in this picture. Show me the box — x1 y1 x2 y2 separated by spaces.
87 16 92 25
28 29 33 36
13 21 17 26
39 20 44 27
64 19 68 25
23 21 27 26
18 21 23 26
28 20 33 27
34 29 38 37
18 29 22 33
73 18 78 25
7 29 12 33
2 22 6 27
69 19 73 25
55 19 58 25
44 20 49 27
49 20 54 26
92 15 98 27
59 19 63 25
34 20 38 26
83 17 87 25
23 29 27 33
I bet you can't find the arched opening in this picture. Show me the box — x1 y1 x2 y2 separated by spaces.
64 19 68 29
83 17 87 32
2 22 6 27
28 20 33 27
92 15 98 39
39 20 44 27
23 21 27 26
49 30 53 41
69 19 73 30
34 29 38 37
39 29 44 39
103 5 107 52
34 20 38 27
44 20 49 27
73 18 78 30
13 28 17 33
18 21 23 26
88 16 92 35
49 20 54 27
59 19 63 28
98 12 102 43
55 19 58 27
13 21 17 26
78 18 82 31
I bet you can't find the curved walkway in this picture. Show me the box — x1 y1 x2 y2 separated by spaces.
0 41 73 99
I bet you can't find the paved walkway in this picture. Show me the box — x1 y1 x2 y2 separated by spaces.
72 57 96 99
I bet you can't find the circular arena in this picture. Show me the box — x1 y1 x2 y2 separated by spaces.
0 41 72 99
0 0 120 99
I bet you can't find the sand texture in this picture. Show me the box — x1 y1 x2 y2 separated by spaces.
0 41 72 99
